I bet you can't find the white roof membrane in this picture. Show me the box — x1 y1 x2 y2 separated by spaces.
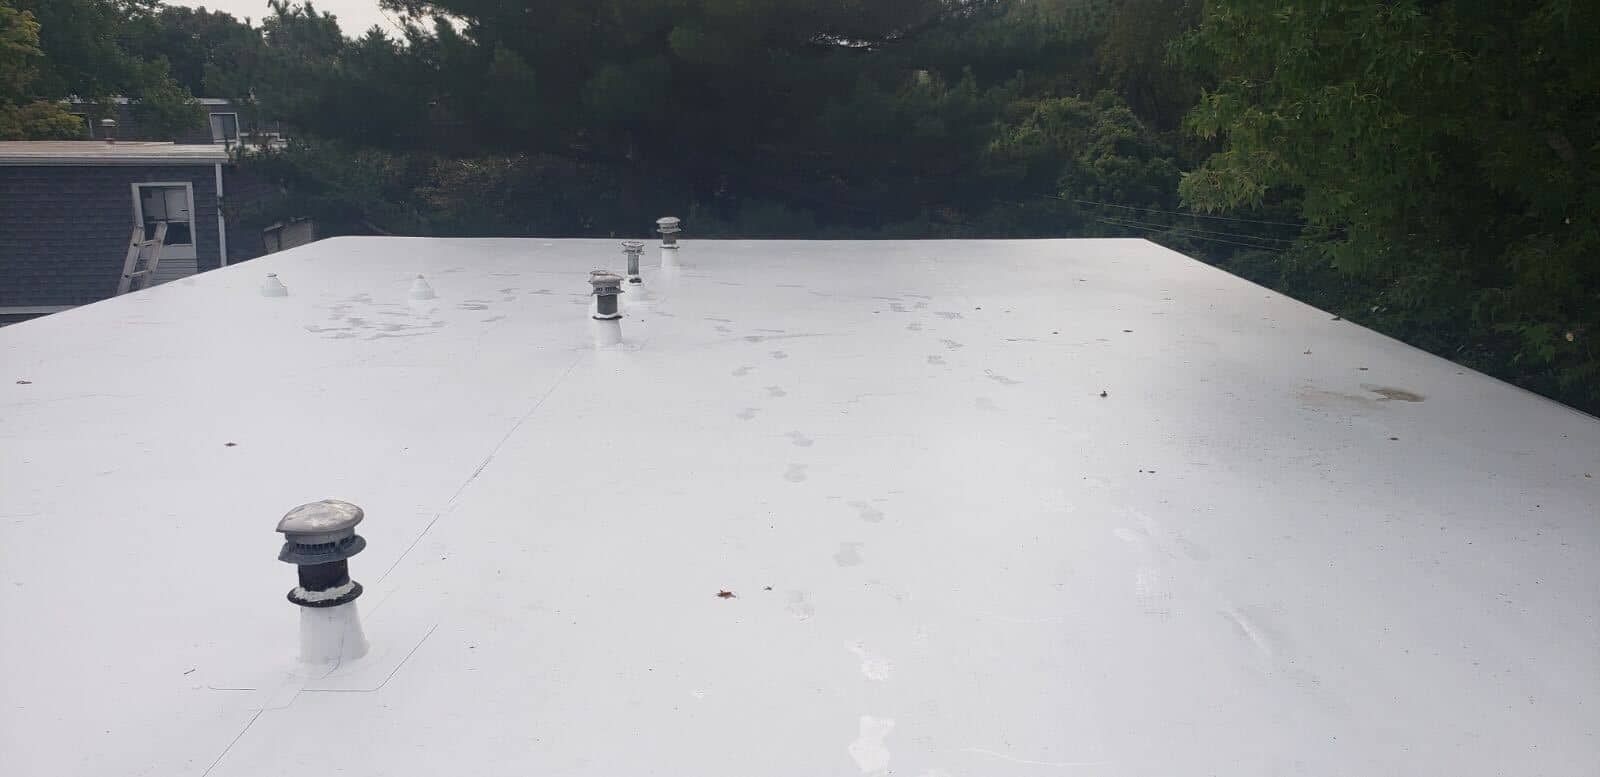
1 237 1596 776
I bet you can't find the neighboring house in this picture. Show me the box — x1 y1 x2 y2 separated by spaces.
2 97 305 322
67 97 287 147
0 141 237 318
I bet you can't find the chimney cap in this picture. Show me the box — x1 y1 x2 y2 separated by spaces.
656 217 681 231
621 240 645 252
277 499 364 545
99 118 117 127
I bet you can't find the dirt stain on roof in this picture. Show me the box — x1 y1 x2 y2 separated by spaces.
1363 385 1425 402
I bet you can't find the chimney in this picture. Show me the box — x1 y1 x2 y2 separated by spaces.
100 118 117 145
622 240 645 285
589 269 624 347
277 499 369 664
656 217 681 250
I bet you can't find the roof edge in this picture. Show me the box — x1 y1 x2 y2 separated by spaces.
0 157 229 166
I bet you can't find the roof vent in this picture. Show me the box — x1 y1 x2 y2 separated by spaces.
277 499 369 664
260 272 288 297
622 241 645 285
656 217 681 249
589 269 624 347
100 118 117 145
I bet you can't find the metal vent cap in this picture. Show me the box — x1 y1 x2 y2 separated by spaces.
277 499 364 545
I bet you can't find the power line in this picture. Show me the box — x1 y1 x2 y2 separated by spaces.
1069 197 1316 228
1097 214 1296 245
1095 218 1286 252
989 196 1304 249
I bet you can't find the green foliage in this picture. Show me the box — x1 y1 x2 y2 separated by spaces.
26 0 1590 411
127 59 205 137
122 6 262 97
989 91 1181 208
7 0 204 135
232 140 427 236
0 0 82 138
1178 0 1600 412
1096 0 1199 129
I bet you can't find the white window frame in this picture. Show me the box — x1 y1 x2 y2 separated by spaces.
208 112 240 144
131 182 198 261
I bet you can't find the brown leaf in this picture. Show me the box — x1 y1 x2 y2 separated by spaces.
716 590 736 599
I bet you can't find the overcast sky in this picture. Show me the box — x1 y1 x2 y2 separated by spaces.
177 0 403 38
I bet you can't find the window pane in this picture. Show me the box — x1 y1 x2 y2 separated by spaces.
165 222 193 246
210 114 239 142
137 186 193 246
141 189 167 220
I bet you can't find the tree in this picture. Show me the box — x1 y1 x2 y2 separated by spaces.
0 1 83 138
124 6 264 98
1177 0 1600 411
11 0 203 135
1096 0 1199 130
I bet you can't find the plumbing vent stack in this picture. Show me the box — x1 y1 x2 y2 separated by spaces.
260 272 288 297
622 240 645 285
656 217 681 249
277 499 369 664
409 274 437 300
590 269 624 347
100 119 117 145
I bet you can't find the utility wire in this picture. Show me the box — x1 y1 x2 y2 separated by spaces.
1069 197 1317 228
1096 214 1297 245
994 192 1322 248
1095 218 1287 252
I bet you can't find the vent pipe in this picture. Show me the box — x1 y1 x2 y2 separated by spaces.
656 217 681 270
656 217 681 249
409 274 437 300
589 269 624 347
622 240 645 285
260 272 288 297
100 118 117 145
277 499 369 665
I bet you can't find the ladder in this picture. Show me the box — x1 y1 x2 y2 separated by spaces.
117 222 168 295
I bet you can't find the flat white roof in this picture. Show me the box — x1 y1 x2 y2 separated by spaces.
1 237 1596 775
0 140 228 165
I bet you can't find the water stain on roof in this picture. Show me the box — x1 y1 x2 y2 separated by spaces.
1363 384 1425 402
